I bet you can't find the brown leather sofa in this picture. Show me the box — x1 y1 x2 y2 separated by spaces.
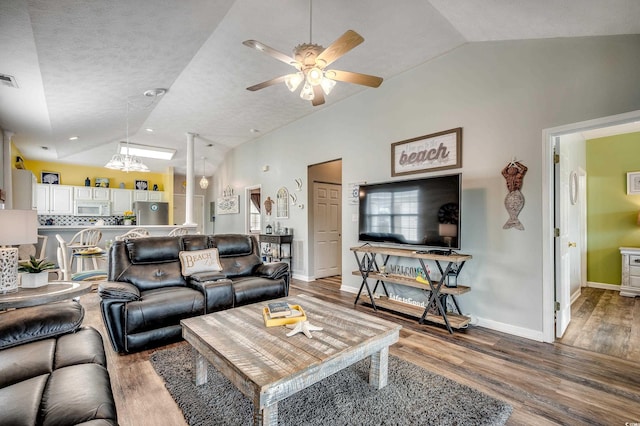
0 301 118 425
99 234 289 354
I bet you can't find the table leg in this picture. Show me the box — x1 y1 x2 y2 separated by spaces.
194 351 208 386
253 398 278 426
369 346 389 389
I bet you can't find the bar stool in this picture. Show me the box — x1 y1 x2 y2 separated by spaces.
115 228 150 241
57 229 102 273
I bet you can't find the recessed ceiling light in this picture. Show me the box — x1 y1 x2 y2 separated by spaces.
69 136 78 140
41 146 49 150
206 143 213 147
250 128 260 133
143 88 167 97
145 128 154 132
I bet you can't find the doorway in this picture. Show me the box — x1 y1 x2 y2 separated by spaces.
543 109 640 343
308 159 342 280
245 185 261 235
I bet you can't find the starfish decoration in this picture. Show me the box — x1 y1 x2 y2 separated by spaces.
286 321 323 338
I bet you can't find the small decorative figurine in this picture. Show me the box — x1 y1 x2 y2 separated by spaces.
285 321 323 338
85 177 90 187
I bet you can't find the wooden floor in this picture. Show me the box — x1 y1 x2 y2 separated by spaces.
80 278 640 426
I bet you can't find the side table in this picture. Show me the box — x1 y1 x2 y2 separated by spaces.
0 281 93 310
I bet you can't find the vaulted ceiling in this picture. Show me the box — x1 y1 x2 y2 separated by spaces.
1 0 639 175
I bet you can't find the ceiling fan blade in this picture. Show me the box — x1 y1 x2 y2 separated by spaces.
243 40 299 67
325 70 383 88
246 75 288 91
312 85 325 106
316 30 364 68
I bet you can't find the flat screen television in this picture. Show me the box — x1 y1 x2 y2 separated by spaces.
358 173 461 251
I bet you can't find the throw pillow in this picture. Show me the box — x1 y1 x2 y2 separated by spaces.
179 248 223 276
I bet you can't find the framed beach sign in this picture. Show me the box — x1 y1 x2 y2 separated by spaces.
391 127 462 177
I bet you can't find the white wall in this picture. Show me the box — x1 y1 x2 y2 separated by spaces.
214 35 640 339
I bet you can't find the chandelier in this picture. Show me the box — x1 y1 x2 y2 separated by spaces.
199 157 209 189
105 89 166 172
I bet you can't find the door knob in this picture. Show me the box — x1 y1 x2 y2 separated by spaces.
568 242 576 247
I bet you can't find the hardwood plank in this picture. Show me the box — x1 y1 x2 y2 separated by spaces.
78 280 640 426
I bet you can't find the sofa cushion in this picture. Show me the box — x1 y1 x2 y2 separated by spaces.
0 375 48 426
182 234 211 251
0 339 55 388
214 234 254 257
232 276 287 306
179 248 222 276
126 236 181 264
0 301 84 350
125 287 205 334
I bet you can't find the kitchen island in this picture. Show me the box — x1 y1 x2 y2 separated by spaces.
37 225 198 263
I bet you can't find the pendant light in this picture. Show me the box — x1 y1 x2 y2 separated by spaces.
199 157 209 189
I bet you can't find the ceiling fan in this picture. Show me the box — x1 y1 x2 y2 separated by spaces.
243 5 383 106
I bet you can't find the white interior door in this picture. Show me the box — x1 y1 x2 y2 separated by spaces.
313 182 341 278
555 139 572 338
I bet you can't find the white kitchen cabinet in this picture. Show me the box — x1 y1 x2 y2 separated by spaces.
620 247 640 297
12 169 37 210
37 184 74 215
111 189 133 215
148 191 164 202
133 190 148 202
75 186 110 201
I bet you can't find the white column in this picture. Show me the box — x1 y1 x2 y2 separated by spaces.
184 132 196 225
2 130 14 209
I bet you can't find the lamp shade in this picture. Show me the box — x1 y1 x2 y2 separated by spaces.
0 209 38 245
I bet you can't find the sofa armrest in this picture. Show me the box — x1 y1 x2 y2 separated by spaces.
255 262 289 279
0 301 84 350
187 277 234 313
98 281 141 301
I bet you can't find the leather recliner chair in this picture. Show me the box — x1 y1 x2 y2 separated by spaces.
99 234 289 354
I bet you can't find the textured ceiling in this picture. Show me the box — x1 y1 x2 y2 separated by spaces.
1 0 639 175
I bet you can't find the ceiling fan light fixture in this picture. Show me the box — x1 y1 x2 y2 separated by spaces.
306 67 323 86
285 72 303 92
300 82 314 100
320 77 336 95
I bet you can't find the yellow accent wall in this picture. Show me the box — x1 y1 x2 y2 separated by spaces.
587 132 640 285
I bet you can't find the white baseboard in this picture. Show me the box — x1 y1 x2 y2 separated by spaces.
292 274 314 282
570 288 582 305
475 317 544 342
586 281 621 291
340 285 359 294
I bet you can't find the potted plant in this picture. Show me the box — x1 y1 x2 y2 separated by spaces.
19 255 56 288
123 210 136 226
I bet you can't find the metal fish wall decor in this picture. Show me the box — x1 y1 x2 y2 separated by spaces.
502 160 527 230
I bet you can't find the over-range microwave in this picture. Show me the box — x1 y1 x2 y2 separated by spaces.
74 200 111 216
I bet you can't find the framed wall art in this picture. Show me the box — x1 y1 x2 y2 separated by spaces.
217 195 240 215
41 171 60 184
391 127 462 177
95 177 110 188
135 180 149 190
627 172 640 195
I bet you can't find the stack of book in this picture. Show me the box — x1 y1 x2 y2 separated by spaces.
263 302 306 327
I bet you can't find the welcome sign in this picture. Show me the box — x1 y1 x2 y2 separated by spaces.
391 128 462 176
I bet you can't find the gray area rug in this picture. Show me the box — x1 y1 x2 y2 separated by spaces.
150 344 512 426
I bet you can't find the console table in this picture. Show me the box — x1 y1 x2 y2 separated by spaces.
259 234 293 265
351 245 472 333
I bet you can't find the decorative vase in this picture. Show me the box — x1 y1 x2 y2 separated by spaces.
124 219 132 226
20 271 49 288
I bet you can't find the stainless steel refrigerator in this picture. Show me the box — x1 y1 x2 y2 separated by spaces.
133 201 169 225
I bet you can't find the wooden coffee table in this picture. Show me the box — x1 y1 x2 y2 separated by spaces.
181 294 401 425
